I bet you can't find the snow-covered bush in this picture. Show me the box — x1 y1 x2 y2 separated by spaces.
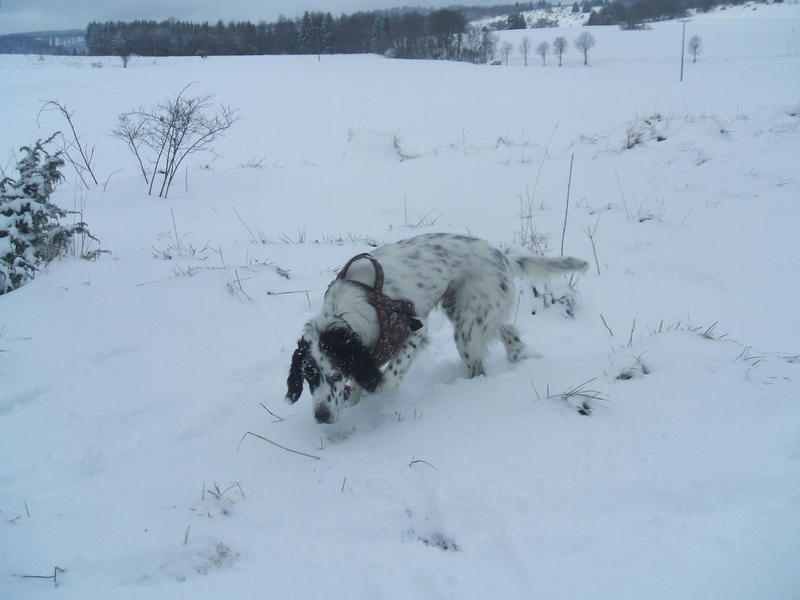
0 135 100 295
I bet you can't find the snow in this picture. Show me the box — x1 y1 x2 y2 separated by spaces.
2 3 800 598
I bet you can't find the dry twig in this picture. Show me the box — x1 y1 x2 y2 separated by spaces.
560 153 575 256
238 432 321 461
18 566 65 587
600 313 614 336
260 402 284 422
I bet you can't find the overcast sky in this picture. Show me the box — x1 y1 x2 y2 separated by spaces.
0 0 498 35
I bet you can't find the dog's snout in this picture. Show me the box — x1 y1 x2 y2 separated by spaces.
314 404 333 424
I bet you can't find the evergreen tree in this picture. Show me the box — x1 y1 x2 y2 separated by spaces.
298 12 313 53
506 12 527 30
0 136 99 294
321 13 336 54
371 15 391 55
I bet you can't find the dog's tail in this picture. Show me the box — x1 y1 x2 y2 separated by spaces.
510 255 589 280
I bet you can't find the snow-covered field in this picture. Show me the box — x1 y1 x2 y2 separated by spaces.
2 3 800 598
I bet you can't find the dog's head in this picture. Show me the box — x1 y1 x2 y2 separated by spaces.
286 324 382 423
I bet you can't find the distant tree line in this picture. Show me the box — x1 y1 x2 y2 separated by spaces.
585 0 743 29
0 30 86 55
85 9 500 62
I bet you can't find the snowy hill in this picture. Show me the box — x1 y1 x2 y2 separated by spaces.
2 4 800 598
472 4 592 29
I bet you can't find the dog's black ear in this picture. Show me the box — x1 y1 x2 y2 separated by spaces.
319 326 383 392
286 339 308 403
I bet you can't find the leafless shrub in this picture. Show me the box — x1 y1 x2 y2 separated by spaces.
113 85 238 198
513 186 549 254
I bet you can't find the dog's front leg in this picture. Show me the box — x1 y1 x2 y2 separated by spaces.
378 330 426 393
346 382 363 407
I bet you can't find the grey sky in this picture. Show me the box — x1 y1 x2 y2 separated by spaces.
0 0 495 35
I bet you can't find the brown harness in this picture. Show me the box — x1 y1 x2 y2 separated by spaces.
335 253 422 365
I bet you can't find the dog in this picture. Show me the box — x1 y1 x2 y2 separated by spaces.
286 233 587 423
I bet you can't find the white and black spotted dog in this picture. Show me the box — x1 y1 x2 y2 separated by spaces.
286 233 587 423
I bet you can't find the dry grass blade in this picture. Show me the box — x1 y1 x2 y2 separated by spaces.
547 378 609 415
700 321 728 340
409 457 438 470
238 431 321 461
551 378 608 402
600 313 614 337
260 402 285 422
234 269 251 301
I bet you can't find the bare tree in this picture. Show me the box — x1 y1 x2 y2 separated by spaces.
519 36 531 66
500 40 513 65
553 36 568 67
482 29 499 63
536 40 549 66
575 31 596 66
688 35 702 63
113 86 238 198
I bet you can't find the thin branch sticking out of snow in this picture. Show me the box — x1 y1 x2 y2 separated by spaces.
238 431 321 461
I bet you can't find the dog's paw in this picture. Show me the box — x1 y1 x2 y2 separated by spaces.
345 383 363 407
376 373 401 395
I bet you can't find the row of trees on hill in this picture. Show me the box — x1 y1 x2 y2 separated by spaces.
84 0 738 62
586 0 759 28
85 9 495 61
587 0 688 27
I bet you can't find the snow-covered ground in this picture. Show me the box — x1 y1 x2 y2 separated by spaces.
2 3 799 598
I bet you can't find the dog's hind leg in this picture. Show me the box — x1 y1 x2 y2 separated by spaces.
453 324 488 377
500 324 527 362
379 330 426 393
445 277 514 378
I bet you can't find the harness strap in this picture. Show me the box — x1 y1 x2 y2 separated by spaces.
337 253 384 292
335 253 421 365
